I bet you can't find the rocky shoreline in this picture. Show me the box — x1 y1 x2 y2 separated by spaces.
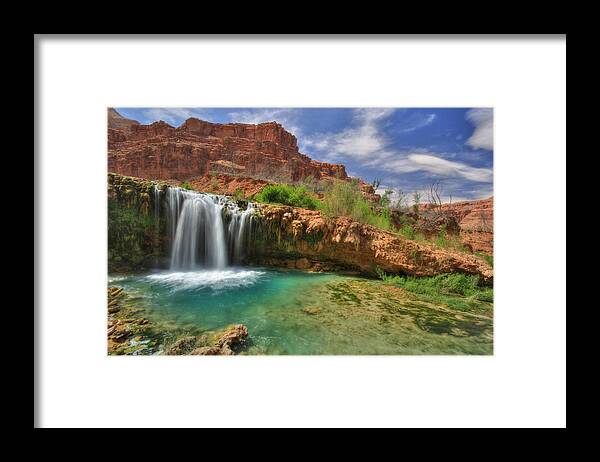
107 286 250 356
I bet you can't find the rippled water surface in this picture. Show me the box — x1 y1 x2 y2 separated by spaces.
109 268 493 355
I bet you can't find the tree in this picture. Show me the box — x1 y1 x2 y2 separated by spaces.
419 182 460 237
412 191 422 214
380 189 394 208
394 189 408 211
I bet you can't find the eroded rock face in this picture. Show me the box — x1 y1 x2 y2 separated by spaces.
108 107 140 130
108 109 348 184
250 204 493 282
419 197 493 255
188 172 271 197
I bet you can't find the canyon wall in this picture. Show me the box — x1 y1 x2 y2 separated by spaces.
108 109 349 185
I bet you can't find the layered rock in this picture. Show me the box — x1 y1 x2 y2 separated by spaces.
108 107 140 130
188 172 271 197
419 197 493 255
249 204 493 282
108 109 349 184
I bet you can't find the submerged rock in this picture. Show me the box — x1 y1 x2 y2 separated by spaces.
165 336 198 355
302 306 322 315
191 324 249 356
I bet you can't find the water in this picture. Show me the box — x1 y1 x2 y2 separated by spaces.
160 187 255 270
108 268 493 355
114 184 492 355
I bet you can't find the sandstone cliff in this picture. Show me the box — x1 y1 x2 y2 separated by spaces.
108 109 350 185
419 197 493 255
108 107 140 130
250 204 493 282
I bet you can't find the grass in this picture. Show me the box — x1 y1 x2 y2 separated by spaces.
375 269 493 305
432 225 471 253
397 220 471 254
476 252 494 267
233 188 245 202
319 180 394 231
255 184 320 210
399 224 418 240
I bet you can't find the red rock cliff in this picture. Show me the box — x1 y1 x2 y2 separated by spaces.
420 197 493 255
108 109 348 184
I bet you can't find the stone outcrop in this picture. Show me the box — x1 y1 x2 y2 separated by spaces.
419 197 493 254
108 109 349 184
108 173 168 272
164 325 249 355
188 172 271 197
250 204 493 282
191 325 249 355
108 107 140 130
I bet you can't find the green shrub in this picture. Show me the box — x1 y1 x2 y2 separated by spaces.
255 184 320 210
180 181 193 190
476 252 494 267
319 181 394 231
375 269 493 303
233 188 245 201
399 224 416 240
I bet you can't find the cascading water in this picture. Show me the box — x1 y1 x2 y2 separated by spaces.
155 186 255 270
153 184 162 265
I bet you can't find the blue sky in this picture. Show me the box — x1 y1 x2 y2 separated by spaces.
116 107 493 203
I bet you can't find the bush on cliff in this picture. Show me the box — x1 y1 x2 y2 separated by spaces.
320 181 394 231
255 184 320 210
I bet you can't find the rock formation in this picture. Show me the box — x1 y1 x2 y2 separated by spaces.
108 107 140 130
108 108 350 185
419 197 493 255
251 204 493 282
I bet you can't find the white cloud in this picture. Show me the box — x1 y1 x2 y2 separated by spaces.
377 179 493 205
302 108 438 161
384 153 492 183
398 113 437 133
302 108 490 185
303 108 396 160
465 108 493 151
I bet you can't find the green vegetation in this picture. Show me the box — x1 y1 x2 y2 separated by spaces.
233 188 245 202
254 178 490 263
108 200 160 271
255 184 320 210
375 269 493 308
319 180 394 231
430 224 469 252
179 181 193 190
476 252 494 267
399 224 418 240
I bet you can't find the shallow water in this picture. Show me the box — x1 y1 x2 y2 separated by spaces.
108 268 493 355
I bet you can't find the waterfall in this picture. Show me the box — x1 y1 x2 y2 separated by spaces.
153 184 161 264
227 202 255 263
157 186 255 270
